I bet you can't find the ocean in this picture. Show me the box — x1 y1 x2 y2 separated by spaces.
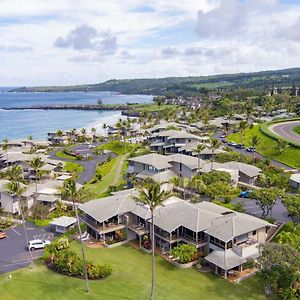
0 90 153 141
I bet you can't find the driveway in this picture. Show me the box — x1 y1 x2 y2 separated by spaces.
49 142 117 184
232 197 291 223
0 222 55 274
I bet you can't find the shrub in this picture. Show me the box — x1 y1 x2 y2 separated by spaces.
43 237 112 280
243 258 256 270
171 244 197 264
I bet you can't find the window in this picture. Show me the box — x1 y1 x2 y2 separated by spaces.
252 230 257 235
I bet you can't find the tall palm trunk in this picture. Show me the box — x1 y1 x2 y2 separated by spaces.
211 150 215 171
72 199 90 293
150 209 155 300
17 193 33 264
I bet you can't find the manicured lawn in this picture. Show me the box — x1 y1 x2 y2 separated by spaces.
227 125 300 168
292 125 300 135
64 162 84 173
27 218 51 227
56 150 77 160
94 140 139 156
84 155 124 198
0 243 278 300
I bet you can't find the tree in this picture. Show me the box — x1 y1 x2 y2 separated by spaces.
259 243 300 298
209 138 222 170
91 127 96 142
56 130 63 138
238 120 248 159
277 139 288 154
250 135 260 161
5 180 33 265
132 179 171 300
30 157 45 204
1 139 9 168
252 188 284 217
80 128 87 141
61 180 90 293
282 194 300 221
27 135 33 141
193 143 206 172
171 244 197 264
102 123 107 138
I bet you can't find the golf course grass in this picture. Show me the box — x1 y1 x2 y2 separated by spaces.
227 125 300 168
292 125 300 135
0 243 278 300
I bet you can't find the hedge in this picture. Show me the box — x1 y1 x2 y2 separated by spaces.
259 119 300 149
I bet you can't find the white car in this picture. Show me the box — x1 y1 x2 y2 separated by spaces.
28 239 51 251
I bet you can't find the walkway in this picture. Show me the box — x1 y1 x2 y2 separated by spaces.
49 142 116 184
112 154 128 185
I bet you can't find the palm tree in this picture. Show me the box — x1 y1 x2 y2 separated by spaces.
30 157 45 203
250 135 260 161
70 128 77 143
5 177 33 264
56 129 63 137
193 143 206 172
81 128 87 141
91 127 96 142
238 120 248 159
102 123 107 139
61 180 90 293
1 139 9 168
27 135 33 141
209 138 221 170
277 139 288 154
132 179 170 300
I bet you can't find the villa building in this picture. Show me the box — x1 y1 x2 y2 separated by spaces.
79 189 273 278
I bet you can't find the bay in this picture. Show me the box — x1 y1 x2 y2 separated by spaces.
0 90 153 141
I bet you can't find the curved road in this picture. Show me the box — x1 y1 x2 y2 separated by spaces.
269 120 300 144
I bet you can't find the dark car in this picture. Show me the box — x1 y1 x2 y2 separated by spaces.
228 141 237 147
246 147 256 153
235 144 245 149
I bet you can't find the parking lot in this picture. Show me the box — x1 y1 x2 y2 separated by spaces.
0 222 55 274
231 197 291 223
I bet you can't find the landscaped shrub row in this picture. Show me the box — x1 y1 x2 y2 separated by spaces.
260 121 300 148
43 237 112 280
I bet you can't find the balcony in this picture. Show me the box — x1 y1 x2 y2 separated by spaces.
83 217 126 234
233 239 259 258
128 223 149 235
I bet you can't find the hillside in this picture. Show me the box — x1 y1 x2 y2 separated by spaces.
10 67 300 95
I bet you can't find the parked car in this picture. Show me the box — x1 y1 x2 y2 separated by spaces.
222 139 227 143
235 143 245 149
228 141 237 146
246 147 256 153
28 239 51 251
240 190 253 198
220 134 226 138
0 230 7 239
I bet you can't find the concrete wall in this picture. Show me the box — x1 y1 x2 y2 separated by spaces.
171 162 195 179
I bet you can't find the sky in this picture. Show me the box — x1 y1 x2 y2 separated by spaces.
0 0 300 86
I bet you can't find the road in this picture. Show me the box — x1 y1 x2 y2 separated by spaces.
0 222 55 274
269 120 300 144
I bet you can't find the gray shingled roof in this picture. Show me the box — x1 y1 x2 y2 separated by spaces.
128 153 172 170
50 216 76 227
168 153 202 170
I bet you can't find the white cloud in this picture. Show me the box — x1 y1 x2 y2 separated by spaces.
0 0 300 85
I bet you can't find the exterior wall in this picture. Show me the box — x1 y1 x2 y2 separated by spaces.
129 161 159 174
171 162 195 179
0 192 19 214
289 179 300 189
256 227 267 244
239 172 253 184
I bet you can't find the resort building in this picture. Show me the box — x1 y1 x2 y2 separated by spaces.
79 190 273 278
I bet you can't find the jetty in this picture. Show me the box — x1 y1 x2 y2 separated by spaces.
0 104 132 111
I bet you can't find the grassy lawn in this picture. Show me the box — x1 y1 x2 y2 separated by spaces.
0 243 278 300
227 125 300 168
27 218 52 227
94 140 139 156
64 162 84 173
84 155 124 198
292 125 300 135
56 151 77 160
131 103 178 112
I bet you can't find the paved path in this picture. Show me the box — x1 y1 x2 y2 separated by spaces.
49 142 117 184
269 120 300 144
112 154 128 185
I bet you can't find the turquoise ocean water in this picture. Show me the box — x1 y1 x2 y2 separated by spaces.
0 89 152 140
